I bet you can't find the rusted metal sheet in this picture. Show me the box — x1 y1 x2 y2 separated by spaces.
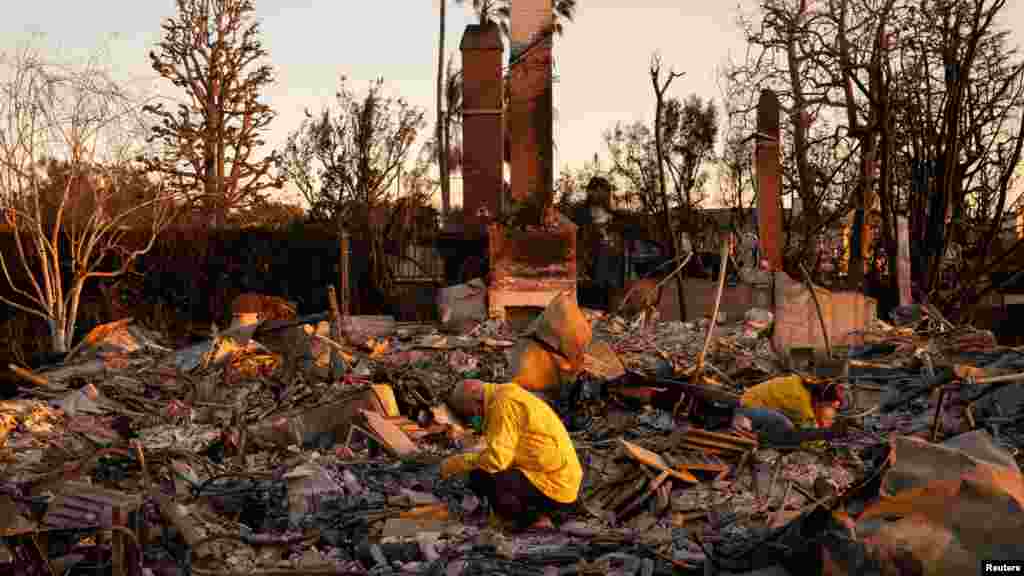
42 481 141 530
756 89 783 271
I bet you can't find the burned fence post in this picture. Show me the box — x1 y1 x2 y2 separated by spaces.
897 216 912 307
327 285 347 378
340 230 351 317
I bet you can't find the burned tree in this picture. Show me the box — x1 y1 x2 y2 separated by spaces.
892 0 1024 313
728 0 862 279
143 0 283 227
0 48 180 353
604 122 660 228
277 77 426 299
662 95 719 243
649 54 689 319
725 0 1023 308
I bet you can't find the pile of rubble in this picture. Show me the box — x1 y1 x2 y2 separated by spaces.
1 296 1022 575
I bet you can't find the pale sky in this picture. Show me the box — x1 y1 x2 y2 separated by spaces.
2 1 1022 208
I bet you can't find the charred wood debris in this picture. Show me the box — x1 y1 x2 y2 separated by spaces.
1 291 1023 576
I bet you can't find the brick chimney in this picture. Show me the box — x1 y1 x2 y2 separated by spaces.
509 0 554 212
756 89 783 271
459 23 504 233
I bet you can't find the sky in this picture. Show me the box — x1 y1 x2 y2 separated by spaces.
2 1 1022 208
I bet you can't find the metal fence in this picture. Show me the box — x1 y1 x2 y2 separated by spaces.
387 242 445 284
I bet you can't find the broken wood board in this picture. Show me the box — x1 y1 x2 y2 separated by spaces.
673 452 730 473
387 491 441 507
671 511 709 527
360 410 419 456
629 512 660 533
430 404 463 427
617 470 670 520
381 517 448 539
32 360 108 385
673 452 731 482
582 341 626 380
675 431 749 453
398 503 450 521
0 495 36 536
341 315 397 343
619 440 699 484
683 426 758 448
607 475 650 512
7 364 54 389
150 492 210 558
677 442 730 456
381 416 428 438
250 387 396 448
43 481 142 530
655 483 671 514
586 468 644 508
65 317 137 361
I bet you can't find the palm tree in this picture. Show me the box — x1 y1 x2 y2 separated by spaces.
425 58 463 176
453 0 578 158
455 0 577 39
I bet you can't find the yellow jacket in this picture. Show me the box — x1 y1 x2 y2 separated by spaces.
451 383 582 503
740 375 817 428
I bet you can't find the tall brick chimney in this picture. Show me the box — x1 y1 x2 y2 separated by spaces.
459 23 504 233
756 89 783 271
509 0 554 214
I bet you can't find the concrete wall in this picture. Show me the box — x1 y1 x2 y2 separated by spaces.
654 279 771 323
653 274 878 358
771 272 877 353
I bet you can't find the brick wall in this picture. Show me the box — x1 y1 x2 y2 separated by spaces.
459 23 504 229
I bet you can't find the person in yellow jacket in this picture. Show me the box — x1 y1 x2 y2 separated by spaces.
439 378 583 531
735 374 848 445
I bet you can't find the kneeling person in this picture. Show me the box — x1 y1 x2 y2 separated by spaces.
735 374 847 445
440 379 582 531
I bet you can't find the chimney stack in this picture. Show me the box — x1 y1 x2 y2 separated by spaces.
509 0 554 214
756 89 783 271
459 23 504 233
